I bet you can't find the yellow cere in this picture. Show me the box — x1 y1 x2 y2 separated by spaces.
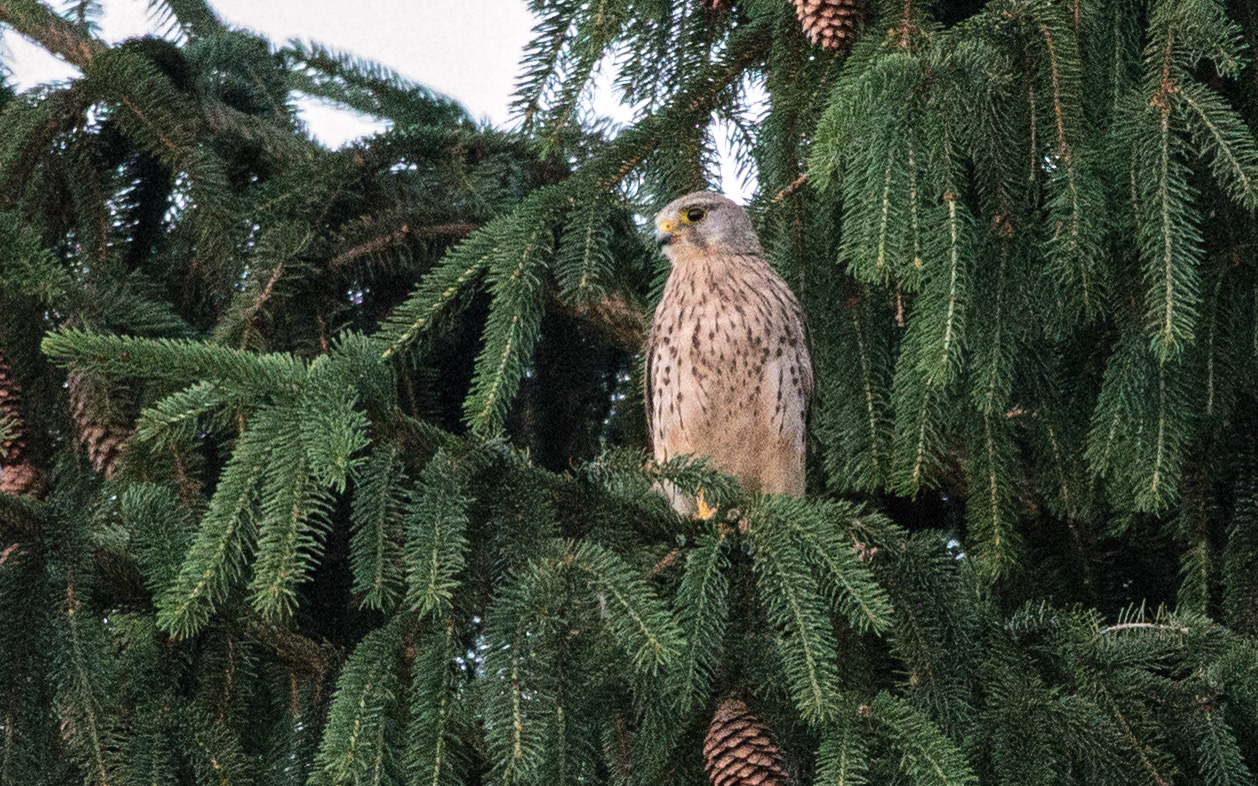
658 219 676 233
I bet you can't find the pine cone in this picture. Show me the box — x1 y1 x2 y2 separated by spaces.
703 699 789 786
68 374 132 478
706 0 734 11
791 0 864 53
0 353 42 496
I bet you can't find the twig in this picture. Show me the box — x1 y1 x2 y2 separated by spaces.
650 548 680 576
1101 622 1190 634
330 223 477 267
771 174 807 203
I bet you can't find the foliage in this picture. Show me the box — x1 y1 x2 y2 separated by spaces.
2 0 1258 784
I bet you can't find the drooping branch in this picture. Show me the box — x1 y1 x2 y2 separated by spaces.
0 0 105 68
580 20 770 191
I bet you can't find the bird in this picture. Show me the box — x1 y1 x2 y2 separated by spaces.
647 191 813 517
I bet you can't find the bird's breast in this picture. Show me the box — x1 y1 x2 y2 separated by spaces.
651 262 806 439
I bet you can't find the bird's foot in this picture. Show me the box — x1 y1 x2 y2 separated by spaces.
695 487 719 520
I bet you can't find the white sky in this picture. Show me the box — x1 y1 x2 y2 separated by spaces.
0 0 750 199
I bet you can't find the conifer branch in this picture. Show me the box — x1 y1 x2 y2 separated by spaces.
877 149 896 276
132 382 223 446
512 2 576 128
579 20 769 191
824 285 893 493
1197 708 1254 786
669 529 729 715
554 191 613 306
968 408 1021 579
0 486 44 535
870 692 977 786
43 330 307 393
377 21 764 373
248 417 335 622
329 223 477 267
403 449 470 618
350 447 406 611
0 0 106 68
573 540 683 673
1178 82 1258 211
1156 104 1178 353
817 709 870 786
769 497 894 633
284 41 470 127
411 621 459 786
312 616 404 786
147 0 223 38
58 581 119 786
377 229 498 359
1107 698 1171 786
155 414 273 638
853 305 886 482
462 201 556 434
121 483 194 596
1100 622 1190 634
747 505 841 723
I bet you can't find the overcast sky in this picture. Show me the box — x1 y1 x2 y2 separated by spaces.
0 0 749 198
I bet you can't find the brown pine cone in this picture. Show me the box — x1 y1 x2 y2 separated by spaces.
792 0 865 53
703 698 789 786
0 353 42 496
68 374 132 479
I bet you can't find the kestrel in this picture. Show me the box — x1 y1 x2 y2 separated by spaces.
647 192 813 515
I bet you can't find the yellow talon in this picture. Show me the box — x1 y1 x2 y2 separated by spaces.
695 487 718 520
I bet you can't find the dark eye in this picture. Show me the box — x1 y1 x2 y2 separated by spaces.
685 206 706 222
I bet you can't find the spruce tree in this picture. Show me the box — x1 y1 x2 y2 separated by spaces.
1 0 1258 784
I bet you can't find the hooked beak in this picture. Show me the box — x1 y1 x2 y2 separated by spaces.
655 219 676 248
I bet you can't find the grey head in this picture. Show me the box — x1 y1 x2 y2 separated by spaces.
653 191 761 260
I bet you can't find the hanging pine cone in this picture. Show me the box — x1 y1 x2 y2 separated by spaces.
706 0 734 11
703 698 789 786
0 353 42 496
68 374 132 478
792 0 864 53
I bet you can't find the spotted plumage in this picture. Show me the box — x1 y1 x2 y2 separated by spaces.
647 191 813 514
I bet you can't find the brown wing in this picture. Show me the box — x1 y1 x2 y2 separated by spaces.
644 310 658 448
758 271 811 418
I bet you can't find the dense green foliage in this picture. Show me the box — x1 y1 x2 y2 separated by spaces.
2 0 1258 784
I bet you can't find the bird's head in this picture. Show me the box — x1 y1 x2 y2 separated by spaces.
654 191 760 263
